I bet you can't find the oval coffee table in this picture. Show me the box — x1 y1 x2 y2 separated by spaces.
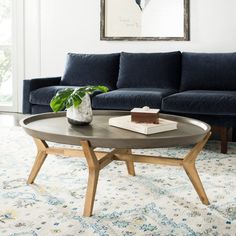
20 111 211 217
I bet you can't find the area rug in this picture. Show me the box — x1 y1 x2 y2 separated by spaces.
0 127 235 236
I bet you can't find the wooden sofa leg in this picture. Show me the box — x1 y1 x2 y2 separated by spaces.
219 127 228 154
232 128 236 142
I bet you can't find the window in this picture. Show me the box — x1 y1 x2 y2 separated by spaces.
0 0 23 112
0 0 13 108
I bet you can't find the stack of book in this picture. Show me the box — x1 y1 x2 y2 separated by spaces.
109 115 177 135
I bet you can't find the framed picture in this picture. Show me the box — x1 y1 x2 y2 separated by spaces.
100 0 190 41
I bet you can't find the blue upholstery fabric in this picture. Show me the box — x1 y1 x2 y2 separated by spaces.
162 111 236 128
30 86 78 105
92 88 177 110
162 90 236 115
31 105 52 114
23 77 61 114
117 52 181 89
60 53 120 90
181 52 236 91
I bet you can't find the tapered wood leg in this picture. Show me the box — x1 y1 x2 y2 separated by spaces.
27 139 48 184
81 140 100 217
219 127 228 154
83 169 99 217
183 132 211 205
183 162 209 204
26 132 211 217
212 126 228 154
124 149 135 176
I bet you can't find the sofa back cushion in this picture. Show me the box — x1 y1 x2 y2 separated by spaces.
60 53 120 90
117 52 181 89
181 52 236 91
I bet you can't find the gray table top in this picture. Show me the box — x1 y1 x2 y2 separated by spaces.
20 111 211 149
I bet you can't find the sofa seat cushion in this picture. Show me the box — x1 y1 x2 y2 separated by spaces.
92 88 177 110
60 53 120 90
181 52 236 91
30 86 78 105
117 52 181 89
162 90 236 115
31 105 53 114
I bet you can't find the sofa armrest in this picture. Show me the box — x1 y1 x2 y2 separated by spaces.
23 77 61 114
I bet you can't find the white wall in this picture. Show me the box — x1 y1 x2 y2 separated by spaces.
142 0 184 37
24 0 236 79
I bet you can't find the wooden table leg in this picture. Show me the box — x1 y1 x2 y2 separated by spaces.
26 133 211 217
83 168 99 217
182 132 211 205
27 138 48 184
124 149 135 176
80 140 100 217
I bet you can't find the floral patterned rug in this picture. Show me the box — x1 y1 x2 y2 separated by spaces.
0 127 236 236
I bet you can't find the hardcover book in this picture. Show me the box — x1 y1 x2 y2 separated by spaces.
109 115 177 135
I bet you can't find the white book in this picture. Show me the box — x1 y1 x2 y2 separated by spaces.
109 115 178 135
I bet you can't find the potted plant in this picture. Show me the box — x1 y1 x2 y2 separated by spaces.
50 85 108 125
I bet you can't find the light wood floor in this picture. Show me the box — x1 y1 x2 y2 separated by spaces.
0 112 26 127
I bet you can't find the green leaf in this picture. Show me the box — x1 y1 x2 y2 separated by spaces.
50 88 74 112
50 85 109 112
94 85 109 93
66 97 73 109
72 94 82 108
50 98 66 112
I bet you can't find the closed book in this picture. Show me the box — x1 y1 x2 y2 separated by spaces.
109 115 177 135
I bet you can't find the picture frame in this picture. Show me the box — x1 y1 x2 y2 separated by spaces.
100 0 190 41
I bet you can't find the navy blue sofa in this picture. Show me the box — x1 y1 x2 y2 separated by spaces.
23 51 236 153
